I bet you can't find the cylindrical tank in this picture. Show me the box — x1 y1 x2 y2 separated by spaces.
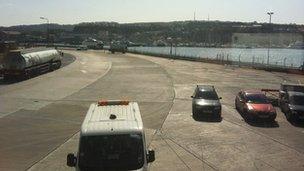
3 49 61 70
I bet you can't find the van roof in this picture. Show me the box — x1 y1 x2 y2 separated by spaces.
81 101 143 136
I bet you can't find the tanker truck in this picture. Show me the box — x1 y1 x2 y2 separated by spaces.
1 49 63 80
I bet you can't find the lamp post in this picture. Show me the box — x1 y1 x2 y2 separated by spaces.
267 12 274 66
40 17 49 46
167 37 173 57
267 12 274 23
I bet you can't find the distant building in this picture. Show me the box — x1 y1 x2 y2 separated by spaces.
232 33 303 48
0 31 21 42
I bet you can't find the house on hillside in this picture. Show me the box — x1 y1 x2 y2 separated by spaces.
0 31 21 42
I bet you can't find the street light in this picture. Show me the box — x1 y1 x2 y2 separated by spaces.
266 12 274 66
167 37 173 56
40 17 49 46
267 12 274 23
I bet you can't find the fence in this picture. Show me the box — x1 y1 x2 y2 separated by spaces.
128 46 304 72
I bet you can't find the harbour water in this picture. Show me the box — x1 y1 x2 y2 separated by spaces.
129 47 304 68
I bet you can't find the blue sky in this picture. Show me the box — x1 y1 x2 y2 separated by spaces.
0 0 303 26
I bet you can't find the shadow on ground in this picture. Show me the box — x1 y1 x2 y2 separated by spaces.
288 119 304 128
192 114 223 122
239 113 279 128
245 119 280 128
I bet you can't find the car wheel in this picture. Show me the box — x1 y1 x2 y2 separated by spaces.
268 115 276 122
235 99 238 110
286 111 294 121
216 114 222 121
244 110 253 121
192 109 198 119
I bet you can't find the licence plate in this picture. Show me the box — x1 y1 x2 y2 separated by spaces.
204 110 213 114
259 115 269 118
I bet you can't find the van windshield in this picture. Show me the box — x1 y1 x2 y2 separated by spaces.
78 134 144 170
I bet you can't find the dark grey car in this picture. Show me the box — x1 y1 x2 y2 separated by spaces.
191 85 222 119
280 91 304 120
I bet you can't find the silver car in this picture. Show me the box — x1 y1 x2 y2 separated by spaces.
191 85 222 119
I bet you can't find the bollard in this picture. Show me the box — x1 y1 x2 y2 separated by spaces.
238 54 241 67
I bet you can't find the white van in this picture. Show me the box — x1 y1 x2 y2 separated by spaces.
67 100 155 171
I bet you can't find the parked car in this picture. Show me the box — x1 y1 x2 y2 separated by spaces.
280 91 304 120
191 85 222 119
235 90 276 121
76 45 88 51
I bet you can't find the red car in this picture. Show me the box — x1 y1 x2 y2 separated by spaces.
235 90 277 121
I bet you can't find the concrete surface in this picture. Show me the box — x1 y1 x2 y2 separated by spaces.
1 50 304 171
0 50 111 170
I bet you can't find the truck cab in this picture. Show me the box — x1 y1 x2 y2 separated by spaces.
109 41 127 54
67 100 155 171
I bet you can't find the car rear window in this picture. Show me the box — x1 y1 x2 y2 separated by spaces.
196 90 218 100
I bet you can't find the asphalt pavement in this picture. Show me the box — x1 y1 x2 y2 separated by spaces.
0 50 304 171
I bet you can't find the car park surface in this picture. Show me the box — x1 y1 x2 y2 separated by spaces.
1 50 304 170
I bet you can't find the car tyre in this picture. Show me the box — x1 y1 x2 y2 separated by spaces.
216 114 222 122
268 115 276 122
286 111 294 121
235 99 238 111
192 109 199 120
244 110 254 121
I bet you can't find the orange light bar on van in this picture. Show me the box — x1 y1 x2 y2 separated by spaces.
98 100 129 106
98 100 108 106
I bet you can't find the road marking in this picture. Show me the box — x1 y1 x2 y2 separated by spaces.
80 70 87 73
0 109 20 118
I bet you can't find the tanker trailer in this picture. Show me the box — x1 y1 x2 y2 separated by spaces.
2 49 62 80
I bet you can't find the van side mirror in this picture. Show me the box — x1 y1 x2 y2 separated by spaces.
67 153 77 167
191 96 194 98
147 150 155 163
219 97 222 100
